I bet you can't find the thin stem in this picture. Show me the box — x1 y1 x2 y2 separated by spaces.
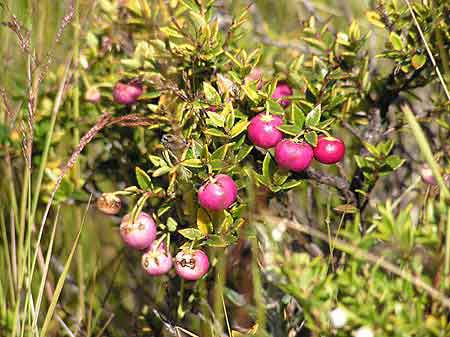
403 0 450 101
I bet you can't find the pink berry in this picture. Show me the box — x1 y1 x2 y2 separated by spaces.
120 212 157 250
141 241 173 276
215 174 238 208
272 81 293 107
420 165 437 185
175 250 209 281
198 174 238 211
313 136 346 164
247 113 284 149
112 81 143 105
275 139 314 172
85 87 101 103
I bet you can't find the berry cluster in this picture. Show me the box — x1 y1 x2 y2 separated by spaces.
96 79 346 281
247 83 346 172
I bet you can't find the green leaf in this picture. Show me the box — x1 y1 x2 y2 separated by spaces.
135 167 152 190
182 159 204 168
236 144 253 162
363 142 380 157
205 233 238 247
277 124 303 136
167 217 178 232
204 128 229 138
281 179 304 190
207 111 225 128
385 155 405 170
211 143 231 160
411 54 426 69
263 152 274 179
304 131 318 147
178 228 206 241
197 208 213 234
291 105 305 129
305 104 321 127
203 82 221 105
229 120 250 138
242 84 260 102
152 166 172 177
389 32 403 51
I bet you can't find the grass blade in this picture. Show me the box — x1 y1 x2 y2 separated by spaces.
39 196 92 337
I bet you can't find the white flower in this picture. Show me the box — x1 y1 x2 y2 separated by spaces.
354 326 374 337
329 307 348 328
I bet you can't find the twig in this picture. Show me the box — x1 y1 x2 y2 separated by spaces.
403 0 450 101
304 168 356 204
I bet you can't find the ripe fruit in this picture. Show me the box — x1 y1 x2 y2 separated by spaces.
272 81 293 107
420 165 437 185
112 81 143 105
198 174 238 211
120 212 157 250
141 241 173 276
275 139 314 172
96 193 122 215
313 136 346 164
175 250 209 281
85 87 101 103
247 113 284 149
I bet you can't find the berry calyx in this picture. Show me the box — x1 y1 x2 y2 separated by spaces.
141 241 173 276
96 193 122 215
120 212 157 250
112 81 143 105
198 174 238 211
272 81 293 107
275 139 314 172
175 249 209 281
247 113 284 149
313 136 346 164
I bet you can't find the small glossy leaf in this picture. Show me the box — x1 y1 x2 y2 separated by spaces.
305 104 321 127
197 208 213 234
277 124 303 136
135 167 152 190
178 228 205 241
304 131 318 147
411 54 426 69
203 82 221 105
229 120 250 138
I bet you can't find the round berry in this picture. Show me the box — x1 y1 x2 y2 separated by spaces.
112 81 143 105
141 241 173 276
247 113 284 149
420 165 437 185
198 175 238 211
120 212 157 250
275 139 314 172
175 250 209 281
96 193 122 215
215 174 238 208
313 136 346 164
272 81 293 107
85 87 101 103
